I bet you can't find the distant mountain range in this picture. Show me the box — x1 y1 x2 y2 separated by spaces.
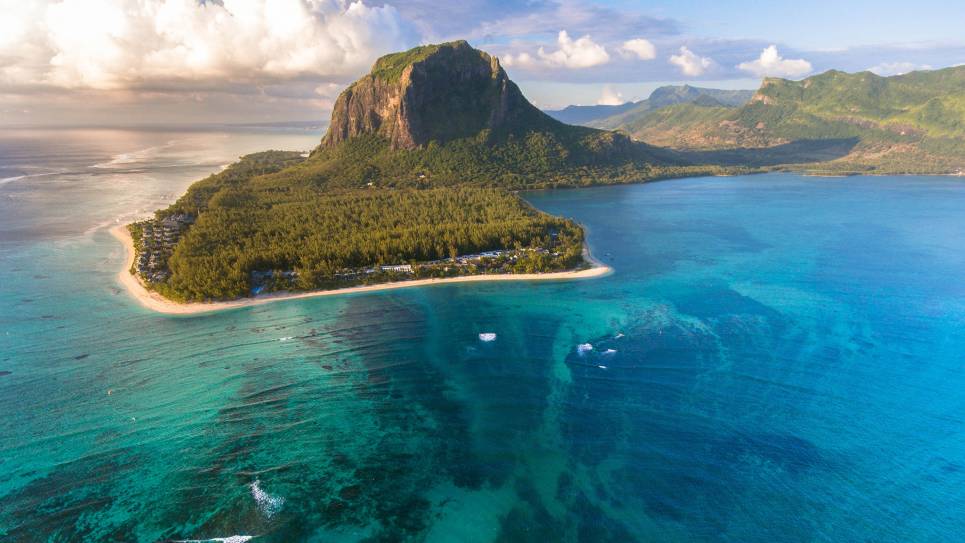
544 85 755 127
542 101 641 125
574 68 965 174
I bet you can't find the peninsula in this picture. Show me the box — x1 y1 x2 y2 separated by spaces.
116 41 644 311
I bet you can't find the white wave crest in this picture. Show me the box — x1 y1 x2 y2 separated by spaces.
174 536 255 543
92 140 178 169
250 479 285 519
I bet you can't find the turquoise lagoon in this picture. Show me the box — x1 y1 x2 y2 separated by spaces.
2 129 965 541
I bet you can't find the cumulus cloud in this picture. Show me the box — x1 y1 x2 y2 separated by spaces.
669 46 712 76
738 45 812 78
503 30 609 70
868 61 933 76
619 38 656 60
0 0 415 91
538 31 610 69
501 52 538 69
596 85 625 105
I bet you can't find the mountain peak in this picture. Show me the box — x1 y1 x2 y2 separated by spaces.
321 41 541 150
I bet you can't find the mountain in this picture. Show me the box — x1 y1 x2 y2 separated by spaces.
543 101 642 125
611 67 965 173
321 41 537 150
297 40 708 189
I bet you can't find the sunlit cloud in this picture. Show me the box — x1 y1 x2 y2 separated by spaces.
669 46 712 76
596 85 625 105
0 0 416 92
503 31 610 70
619 38 657 60
737 45 812 78
868 61 933 76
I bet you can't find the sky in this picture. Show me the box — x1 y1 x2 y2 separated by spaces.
1 0 963 126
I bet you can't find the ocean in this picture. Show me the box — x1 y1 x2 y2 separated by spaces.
2 128 965 542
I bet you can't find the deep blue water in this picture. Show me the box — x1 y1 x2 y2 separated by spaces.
2 130 965 541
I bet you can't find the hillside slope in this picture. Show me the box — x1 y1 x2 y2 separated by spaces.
609 67 965 173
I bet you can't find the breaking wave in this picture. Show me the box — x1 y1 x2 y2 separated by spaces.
250 479 285 519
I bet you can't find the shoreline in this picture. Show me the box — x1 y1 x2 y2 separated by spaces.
110 225 612 316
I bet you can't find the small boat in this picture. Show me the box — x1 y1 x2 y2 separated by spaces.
597 365 607 369
577 343 593 354
478 332 497 342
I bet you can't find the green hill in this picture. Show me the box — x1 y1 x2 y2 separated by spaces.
603 67 965 174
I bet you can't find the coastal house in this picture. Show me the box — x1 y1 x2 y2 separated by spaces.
380 264 413 273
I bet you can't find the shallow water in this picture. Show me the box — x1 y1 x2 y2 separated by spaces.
2 131 965 541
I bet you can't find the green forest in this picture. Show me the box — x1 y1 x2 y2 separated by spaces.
142 152 587 301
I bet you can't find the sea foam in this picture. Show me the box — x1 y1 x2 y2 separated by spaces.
174 536 254 543
250 479 285 519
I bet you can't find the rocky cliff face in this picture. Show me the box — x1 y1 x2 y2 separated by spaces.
321 41 542 150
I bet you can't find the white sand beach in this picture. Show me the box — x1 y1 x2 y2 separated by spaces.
111 225 612 315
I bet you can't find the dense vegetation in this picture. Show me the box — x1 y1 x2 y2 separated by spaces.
277 132 733 191
595 67 965 173
369 43 452 83
151 152 586 301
